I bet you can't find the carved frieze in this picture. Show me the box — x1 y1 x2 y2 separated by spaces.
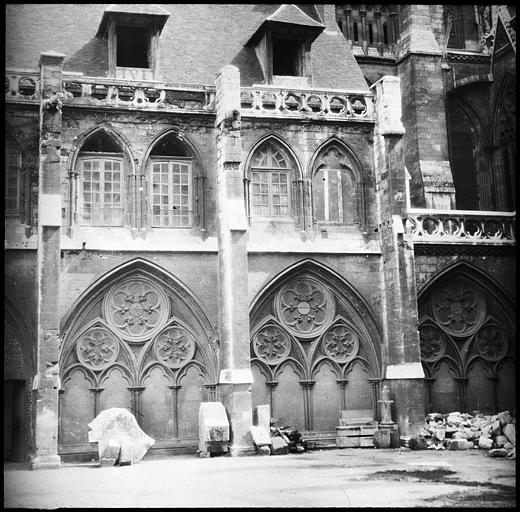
253 325 291 365
103 277 169 342
153 326 196 368
275 278 335 338
76 327 119 370
432 283 485 336
322 324 359 363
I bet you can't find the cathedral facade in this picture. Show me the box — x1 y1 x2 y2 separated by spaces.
5 4 515 467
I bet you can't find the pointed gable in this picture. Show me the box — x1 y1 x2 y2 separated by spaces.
247 4 324 47
266 4 325 28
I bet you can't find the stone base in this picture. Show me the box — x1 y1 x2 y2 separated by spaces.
379 423 400 448
30 454 62 470
228 444 258 457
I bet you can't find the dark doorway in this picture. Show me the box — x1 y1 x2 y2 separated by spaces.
4 380 26 461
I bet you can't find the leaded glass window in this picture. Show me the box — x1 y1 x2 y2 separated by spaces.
79 157 123 226
250 144 292 217
151 159 192 227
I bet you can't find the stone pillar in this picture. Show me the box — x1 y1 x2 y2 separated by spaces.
396 5 455 209
372 75 425 437
31 51 65 470
214 65 255 456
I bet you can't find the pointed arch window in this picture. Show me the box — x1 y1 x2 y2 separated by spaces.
146 132 204 229
312 144 361 226
75 132 125 227
5 138 22 215
248 142 299 219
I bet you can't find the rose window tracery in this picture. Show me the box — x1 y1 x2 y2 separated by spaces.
419 324 447 363
153 326 196 368
253 325 291 365
76 327 119 370
104 278 169 341
475 324 508 361
322 325 359 363
275 278 334 338
432 283 485 336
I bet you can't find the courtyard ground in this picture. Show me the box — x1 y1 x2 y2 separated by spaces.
4 447 516 508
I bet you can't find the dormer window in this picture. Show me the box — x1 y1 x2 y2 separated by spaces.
96 4 169 80
272 37 302 76
246 4 324 87
117 26 150 69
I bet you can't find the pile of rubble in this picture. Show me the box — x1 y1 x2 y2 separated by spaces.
404 410 515 458
250 423 306 455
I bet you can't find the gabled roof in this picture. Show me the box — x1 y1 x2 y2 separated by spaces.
266 4 324 28
97 4 170 37
247 4 325 47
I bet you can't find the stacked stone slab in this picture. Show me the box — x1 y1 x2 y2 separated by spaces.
336 409 378 448
404 410 515 458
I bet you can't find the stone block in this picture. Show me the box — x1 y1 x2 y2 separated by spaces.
494 435 509 448
250 426 271 447
434 429 445 441
408 436 428 450
271 436 289 455
488 448 508 458
503 442 514 451
491 420 502 436
199 402 229 454
254 405 271 431
453 431 467 439
503 424 515 445
257 445 271 456
478 437 493 450
337 436 360 448
374 429 391 448
497 411 512 426
447 439 471 450
88 408 154 466
99 438 120 467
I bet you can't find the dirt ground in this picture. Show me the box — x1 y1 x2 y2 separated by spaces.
4 447 516 508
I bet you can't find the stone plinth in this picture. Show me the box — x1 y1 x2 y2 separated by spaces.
198 401 230 455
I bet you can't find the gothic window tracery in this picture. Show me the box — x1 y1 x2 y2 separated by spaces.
419 270 515 414
249 143 294 218
103 277 169 341
250 266 381 433
76 131 125 227
311 143 362 227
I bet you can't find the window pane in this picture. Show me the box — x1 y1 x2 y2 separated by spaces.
151 159 191 227
81 158 123 226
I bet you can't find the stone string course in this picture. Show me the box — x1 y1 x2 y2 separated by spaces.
403 410 516 458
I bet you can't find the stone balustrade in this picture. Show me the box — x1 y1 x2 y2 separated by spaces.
5 70 41 101
404 209 516 244
60 75 216 112
240 86 374 121
6 69 375 123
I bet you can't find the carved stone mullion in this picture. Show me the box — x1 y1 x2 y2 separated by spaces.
299 380 315 431
336 379 348 411
168 385 181 438
368 378 381 420
89 387 104 418
265 381 278 420
423 377 435 414
454 377 468 413
128 386 145 425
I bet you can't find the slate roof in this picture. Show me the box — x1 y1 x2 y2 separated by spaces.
5 3 369 92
